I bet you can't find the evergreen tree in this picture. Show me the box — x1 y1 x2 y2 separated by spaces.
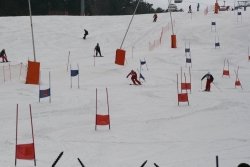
0 0 166 16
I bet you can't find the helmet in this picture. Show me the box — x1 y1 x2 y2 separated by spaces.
3 49 5 52
97 43 99 45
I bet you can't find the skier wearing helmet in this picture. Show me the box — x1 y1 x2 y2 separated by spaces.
94 43 102 57
0 49 8 62
201 72 214 91
83 29 88 39
126 70 141 85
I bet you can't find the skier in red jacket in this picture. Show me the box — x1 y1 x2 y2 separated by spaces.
126 70 141 85
153 13 158 22
201 72 214 91
0 49 8 62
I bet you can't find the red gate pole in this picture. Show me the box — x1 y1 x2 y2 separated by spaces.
177 74 179 105
29 104 36 166
106 88 110 129
15 104 18 166
95 88 97 130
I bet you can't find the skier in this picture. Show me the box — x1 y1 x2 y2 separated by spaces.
83 29 88 40
201 72 214 91
94 43 102 57
126 70 141 85
188 5 192 13
0 49 9 62
197 3 200 11
153 13 157 22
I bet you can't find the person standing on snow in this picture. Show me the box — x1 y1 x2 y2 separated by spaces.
83 29 88 39
0 49 9 62
188 5 192 13
201 72 214 91
153 13 158 22
94 43 102 57
197 3 200 11
126 70 141 85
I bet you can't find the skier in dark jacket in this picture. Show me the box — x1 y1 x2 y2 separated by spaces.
0 49 8 62
83 29 88 39
153 13 158 22
126 70 141 85
188 5 192 13
201 72 214 91
197 3 200 11
94 43 102 57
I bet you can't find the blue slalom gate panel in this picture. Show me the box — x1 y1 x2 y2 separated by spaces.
215 43 220 47
71 70 79 77
39 88 51 98
186 58 192 63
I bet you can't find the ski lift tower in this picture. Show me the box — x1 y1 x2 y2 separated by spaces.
237 1 249 11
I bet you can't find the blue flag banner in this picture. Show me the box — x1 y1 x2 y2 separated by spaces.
71 70 79 77
185 48 190 53
140 61 146 65
39 88 51 98
215 42 220 47
211 22 216 25
186 58 191 63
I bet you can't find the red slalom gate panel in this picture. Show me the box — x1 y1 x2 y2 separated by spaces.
178 93 189 102
15 104 36 166
95 88 111 130
177 74 189 105
181 83 191 90
223 70 229 76
96 115 110 125
235 80 241 86
115 49 126 66
16 143 35 160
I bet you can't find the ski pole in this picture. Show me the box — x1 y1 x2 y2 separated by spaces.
212 82 222 92
201 80 202 89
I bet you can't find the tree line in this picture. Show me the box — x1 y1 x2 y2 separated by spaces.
0 0 166 16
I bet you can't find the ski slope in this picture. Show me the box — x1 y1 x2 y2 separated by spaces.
0 9 250 167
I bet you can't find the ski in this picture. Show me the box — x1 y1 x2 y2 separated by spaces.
0 61 10 63
129 84 142 85
93 56 104 57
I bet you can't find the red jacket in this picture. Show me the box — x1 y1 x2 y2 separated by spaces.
127 71 137 78
153 14 157 18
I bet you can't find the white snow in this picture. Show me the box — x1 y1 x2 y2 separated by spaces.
0 9 250 167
